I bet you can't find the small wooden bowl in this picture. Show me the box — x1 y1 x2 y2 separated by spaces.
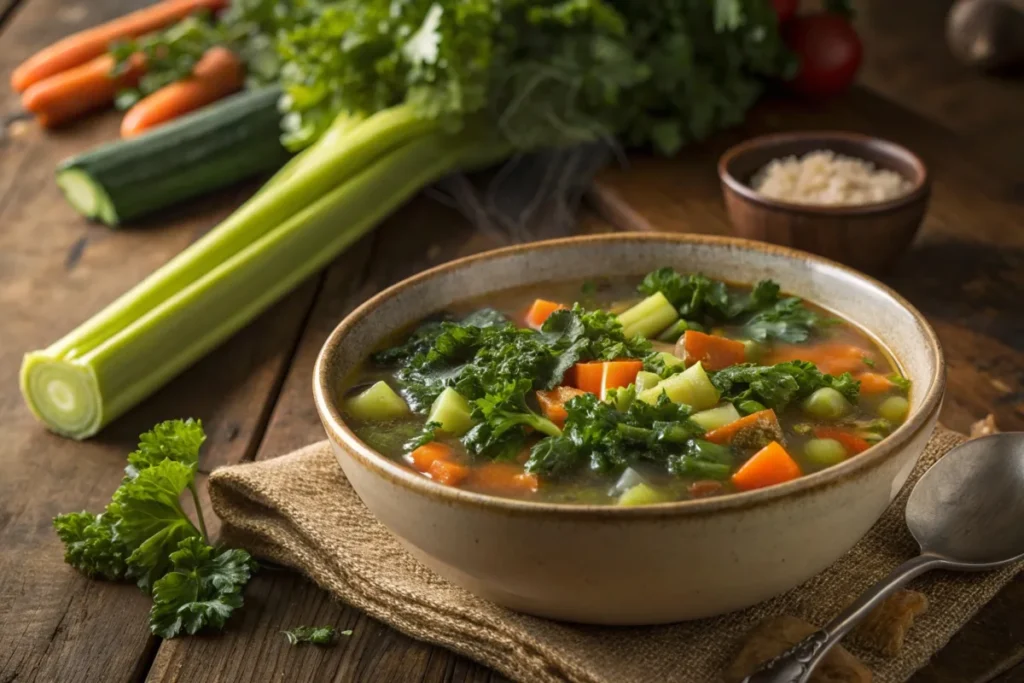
718 131 930 273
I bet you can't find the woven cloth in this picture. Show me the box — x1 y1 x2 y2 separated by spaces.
209 427 1020 683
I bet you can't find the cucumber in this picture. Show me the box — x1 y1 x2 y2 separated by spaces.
691 403 742 431
427 387 474 436
344 381 410 421
56 88 291 226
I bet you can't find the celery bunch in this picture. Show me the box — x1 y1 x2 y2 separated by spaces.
23 0 791 438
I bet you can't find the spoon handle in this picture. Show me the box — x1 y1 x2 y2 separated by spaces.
742 554 945 683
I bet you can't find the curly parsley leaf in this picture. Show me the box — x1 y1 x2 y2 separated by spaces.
149 538 255 638
53 511 128 581
113 460 203 592
743 297 832 344
889 374 912 392
283 625 347 646
125 418 205 480
462 379 561 461
710 361 860 412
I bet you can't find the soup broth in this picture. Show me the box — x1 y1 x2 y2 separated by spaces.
339 270 910 505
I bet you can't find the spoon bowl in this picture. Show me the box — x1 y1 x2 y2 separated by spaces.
908 433 1024 568
746 432 1024 683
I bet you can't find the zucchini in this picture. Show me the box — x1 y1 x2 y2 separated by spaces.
56 88 291 226
618 292 679 339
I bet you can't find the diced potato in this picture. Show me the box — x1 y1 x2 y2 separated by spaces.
692 403 742 431
427 387 475 436
345 381 409 421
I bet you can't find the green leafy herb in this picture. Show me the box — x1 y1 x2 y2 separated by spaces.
282 625 347 646
149 538 255 638
888 374 912 392
405 421 442 451
862 356 875 368
526 392 705 478
52 511 128 581
54 420 256 640
710 361 861 412
637 269 830 343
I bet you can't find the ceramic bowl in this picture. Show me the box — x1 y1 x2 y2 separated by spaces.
718 131 931 274
313 234 945 625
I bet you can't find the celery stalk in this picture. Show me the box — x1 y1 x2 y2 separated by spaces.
22 130 510 438
45 105 430 363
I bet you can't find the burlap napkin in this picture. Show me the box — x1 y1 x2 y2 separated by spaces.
209 427 1021 683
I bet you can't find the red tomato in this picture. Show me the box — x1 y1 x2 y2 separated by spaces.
783 13 863 98
772 0 799 24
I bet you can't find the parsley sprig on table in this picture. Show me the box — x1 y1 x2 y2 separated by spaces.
53 419 256 638
282 625 352 646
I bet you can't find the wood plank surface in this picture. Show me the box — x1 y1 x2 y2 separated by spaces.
0 1 321 681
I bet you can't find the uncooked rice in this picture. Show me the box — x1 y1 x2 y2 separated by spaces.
751 149 912 206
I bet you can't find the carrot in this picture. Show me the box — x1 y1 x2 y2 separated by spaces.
21 53 146 128
766 343 874 376
688 480 724 498
524 299 566 330
731 441 802 492
856 372 894 395
409 442 454 473
468 462 539 494
813 427 871 455
704 409 781 446
536 386 587 427
120 46 244 138
428 459 471 486
11 0 228 93
680 330 746 371
569 360 643 399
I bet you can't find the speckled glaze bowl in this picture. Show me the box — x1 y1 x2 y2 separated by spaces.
313 234 945 625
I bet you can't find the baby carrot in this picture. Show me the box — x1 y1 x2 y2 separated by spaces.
428 459 470 487
11 0 228 93
22 53 146 128
120 46 244 137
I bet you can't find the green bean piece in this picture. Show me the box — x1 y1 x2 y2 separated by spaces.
804 438 847 468
687 439 733 465
672 457 732 480
737 399 768 415
656 319 691 343
802 387 851 420
878 395 910 424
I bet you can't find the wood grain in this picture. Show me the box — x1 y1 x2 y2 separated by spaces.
0 1 320 681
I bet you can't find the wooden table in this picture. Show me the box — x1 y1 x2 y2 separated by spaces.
1 2 1022 682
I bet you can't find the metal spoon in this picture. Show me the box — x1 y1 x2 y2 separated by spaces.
744 433 1024 683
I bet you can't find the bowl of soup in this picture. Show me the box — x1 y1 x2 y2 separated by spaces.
313 233 944 624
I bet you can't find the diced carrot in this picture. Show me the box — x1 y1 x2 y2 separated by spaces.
569 360 643 399
681 330 746 371
766 343 875 376
468 462 539 494
569 362 604 395
524 299 566 330
731 441 802 492
688 480 724 498
429 459 470 487
856 372 894 395
536 386 587 427
704 409 782 446
813 427 871 455
409 442 454 473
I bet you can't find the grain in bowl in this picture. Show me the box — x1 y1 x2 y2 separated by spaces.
751 150 912 206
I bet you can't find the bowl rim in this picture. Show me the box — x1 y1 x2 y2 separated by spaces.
313 232 945 519
718 130 931 217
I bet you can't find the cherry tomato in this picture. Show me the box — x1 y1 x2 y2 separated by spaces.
783 13 863 98
772 0 799 24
